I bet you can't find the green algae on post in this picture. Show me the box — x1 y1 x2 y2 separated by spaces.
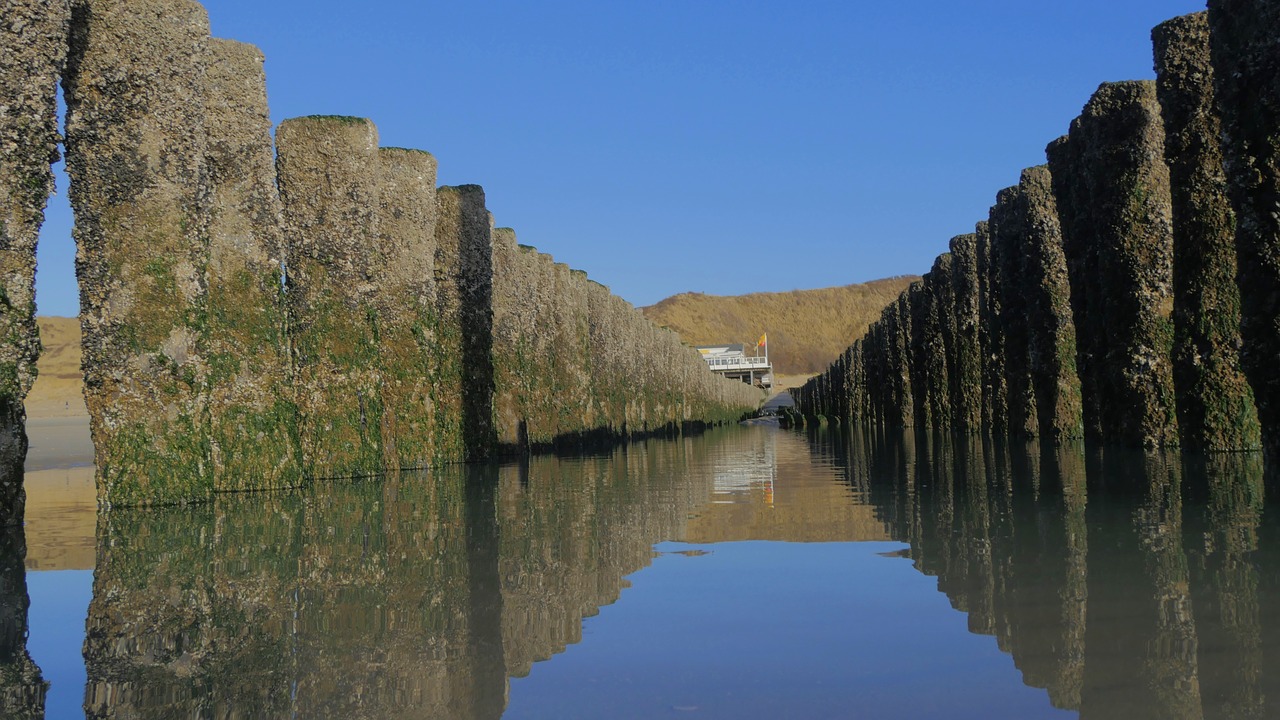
203 38 302 490
276 115 385 479
63 0 215 506
375 147 441 471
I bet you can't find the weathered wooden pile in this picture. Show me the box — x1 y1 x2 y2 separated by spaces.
0 0 760 510
795 5 1279 454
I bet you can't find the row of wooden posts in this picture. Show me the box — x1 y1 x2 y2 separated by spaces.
795 7 1280 456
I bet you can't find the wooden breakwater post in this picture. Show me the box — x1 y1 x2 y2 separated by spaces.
63 0 215 505
376 147 441 470
434 184 495 461
1153 12 1261 452
1016 166 1082 442
0 0 69 524
793 6 1280 461
203 39 301 490
1205 0 1280 454
975 220 1007 435
989 184 1038 438
948 233 983 434
276 116 385 479
1048 81 1179 449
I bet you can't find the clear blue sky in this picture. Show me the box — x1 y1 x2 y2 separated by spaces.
35 0 1208 317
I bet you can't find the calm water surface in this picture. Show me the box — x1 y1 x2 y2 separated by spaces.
9 422 1280 718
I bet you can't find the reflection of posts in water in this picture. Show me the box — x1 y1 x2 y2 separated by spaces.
985 435 1015 504
892 428 922 560
978 441 1089 711
994 441 1055 674
0 401 29 720
983 437 1015 643
922 432 1001 639
986 440 1034 665
0 405 26 529
907 432 1001 642
1186 453 1264 719
1261 459 1280 718
913 432 956 594
859 431 1099 712
1009 438 1042 501
83 475 510 719
84 498 323 717
1081 451 1203 720
498 438 722 677
865 432 1103 715
956 436 995 637
0 526 45 719
291 472 505 719
463 467 507 719
82 433 732 717
832 425 874 496
862 426 917 543
975 440 1089 713
911 430 949 563
834 429 1279 718
1050 443 1088 710
1139 455 1202 720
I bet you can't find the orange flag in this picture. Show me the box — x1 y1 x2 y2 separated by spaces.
757 333 767 348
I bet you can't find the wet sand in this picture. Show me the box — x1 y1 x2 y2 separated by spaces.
24 416 95 571
26 416 93 472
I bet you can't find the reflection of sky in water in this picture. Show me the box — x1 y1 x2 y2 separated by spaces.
506 541 1072 720
27 570 92 719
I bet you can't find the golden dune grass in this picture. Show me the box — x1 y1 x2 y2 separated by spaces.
641 277 917 375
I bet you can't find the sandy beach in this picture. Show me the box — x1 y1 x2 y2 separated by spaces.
26 316 89 421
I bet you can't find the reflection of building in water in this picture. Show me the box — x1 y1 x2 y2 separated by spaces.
710 424 777 498
685 428 890 544
805 426 1280 720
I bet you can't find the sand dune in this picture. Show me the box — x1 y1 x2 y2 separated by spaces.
641 277 917 375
